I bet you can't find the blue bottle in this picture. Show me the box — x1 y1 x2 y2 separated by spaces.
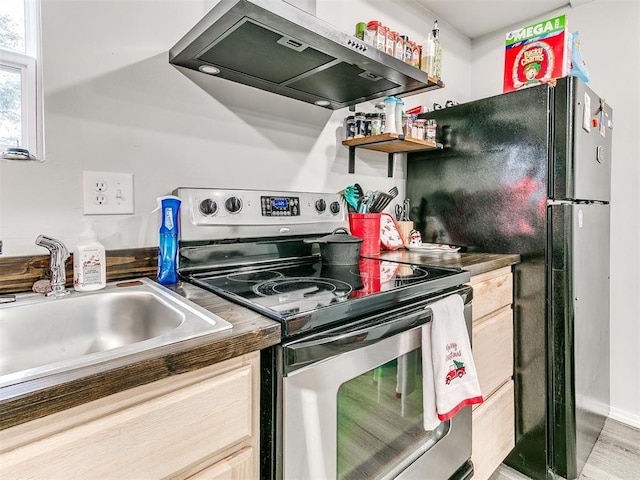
157 195 181 285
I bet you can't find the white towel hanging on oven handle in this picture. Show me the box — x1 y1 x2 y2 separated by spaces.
422 294 483 430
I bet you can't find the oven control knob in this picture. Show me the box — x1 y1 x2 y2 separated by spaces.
198 198 218 216
329 201 341 215
315 199 326 213
225 196 243 214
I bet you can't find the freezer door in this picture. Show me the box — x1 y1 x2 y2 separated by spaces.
548 203 610 479
406 83 551 255
553 77 613 202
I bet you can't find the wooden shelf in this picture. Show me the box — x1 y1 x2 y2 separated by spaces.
342 134 441 177
342 133 438 152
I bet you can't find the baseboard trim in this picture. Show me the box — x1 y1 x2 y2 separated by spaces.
608 407 640 429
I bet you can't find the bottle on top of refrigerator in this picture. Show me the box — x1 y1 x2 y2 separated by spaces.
73 218 106 292
432 20 442 80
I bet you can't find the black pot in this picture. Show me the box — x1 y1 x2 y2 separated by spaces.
304 227 362 266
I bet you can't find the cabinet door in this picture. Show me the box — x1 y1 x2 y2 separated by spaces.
472 380 515 480
0 353 259 480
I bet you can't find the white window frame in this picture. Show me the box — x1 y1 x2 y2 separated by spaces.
0 0 43 159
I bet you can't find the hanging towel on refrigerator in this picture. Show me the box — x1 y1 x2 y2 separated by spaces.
422 294 483 430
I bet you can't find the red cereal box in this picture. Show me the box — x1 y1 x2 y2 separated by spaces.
503 15 571 93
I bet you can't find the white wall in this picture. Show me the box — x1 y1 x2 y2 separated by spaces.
469 1 640 428
0 0 637 428
0 0 471 256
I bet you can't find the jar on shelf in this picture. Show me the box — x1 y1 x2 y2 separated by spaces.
405 40 415 64
366 21 385 50
404 115 414 137
412 44 421 68
365 113 372 136
393 32 403 60
426 119 437 142
383 96 398 134
354 112 366 138
413 119 425 139
370 112 382 135
385 29 395 56
355 22 366 41
345 116 355 139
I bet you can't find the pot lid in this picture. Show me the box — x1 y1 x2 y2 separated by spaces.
305 227 363 244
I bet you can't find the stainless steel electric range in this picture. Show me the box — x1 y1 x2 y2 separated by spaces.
175 187 475 480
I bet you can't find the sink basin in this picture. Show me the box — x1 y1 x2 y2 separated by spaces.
0 278 232 388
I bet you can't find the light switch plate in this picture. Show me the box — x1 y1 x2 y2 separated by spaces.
83 171 134 215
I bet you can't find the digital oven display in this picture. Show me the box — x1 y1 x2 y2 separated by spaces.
261 196 300 216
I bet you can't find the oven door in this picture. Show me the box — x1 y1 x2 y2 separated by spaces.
281 287 473 480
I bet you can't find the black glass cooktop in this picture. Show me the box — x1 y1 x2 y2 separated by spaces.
186 256 468 338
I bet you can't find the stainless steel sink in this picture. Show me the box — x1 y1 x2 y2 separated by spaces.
0 278 232 388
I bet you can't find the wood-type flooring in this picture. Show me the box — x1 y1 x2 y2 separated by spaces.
490 418 640 480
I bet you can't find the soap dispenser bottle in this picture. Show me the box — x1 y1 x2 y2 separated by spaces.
73 219 106 292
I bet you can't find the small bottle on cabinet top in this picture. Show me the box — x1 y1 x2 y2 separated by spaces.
73 219 106 292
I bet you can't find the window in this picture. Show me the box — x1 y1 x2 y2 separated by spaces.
0 0 42 158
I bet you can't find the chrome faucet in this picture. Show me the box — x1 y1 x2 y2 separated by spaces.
35 235 70 296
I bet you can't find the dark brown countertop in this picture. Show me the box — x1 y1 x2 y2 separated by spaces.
0 251 518 431
378 250 520 277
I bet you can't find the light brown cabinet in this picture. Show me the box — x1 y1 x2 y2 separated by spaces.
469 266 515 480
0 352 260 480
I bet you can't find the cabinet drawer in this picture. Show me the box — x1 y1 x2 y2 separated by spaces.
470 267 513 322
473 306 513 399
472 380 515 480
0 353 258 480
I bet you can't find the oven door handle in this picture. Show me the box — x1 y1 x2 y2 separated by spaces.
284 305 433 373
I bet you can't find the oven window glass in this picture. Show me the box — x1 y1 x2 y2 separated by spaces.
336 349 449 479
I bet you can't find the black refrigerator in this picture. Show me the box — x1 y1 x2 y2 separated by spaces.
406 77 612 480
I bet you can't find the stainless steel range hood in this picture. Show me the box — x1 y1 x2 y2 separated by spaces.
169 0 443 110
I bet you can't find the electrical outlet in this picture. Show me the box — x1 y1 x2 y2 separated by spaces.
83 171 134 215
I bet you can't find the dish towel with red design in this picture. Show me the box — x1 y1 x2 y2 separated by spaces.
422 294 483 430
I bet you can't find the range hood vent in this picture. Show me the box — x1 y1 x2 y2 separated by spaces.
169 0 443 109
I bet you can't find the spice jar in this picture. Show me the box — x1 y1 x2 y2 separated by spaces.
404 115 414 137
394 32 404 60
385 29 395 56
413 119 425 140
364 113 372 136
366 21 383 50
366 21 386 51
412 44 421 68
370 112 382 135
354 112 366 138
345 116 355 139
405 40 415 64
355 22 366 41
426 119 437 142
